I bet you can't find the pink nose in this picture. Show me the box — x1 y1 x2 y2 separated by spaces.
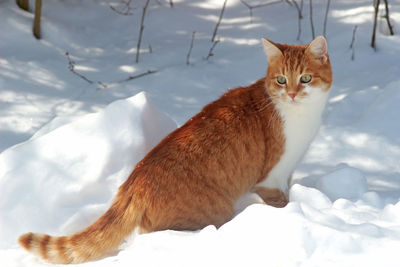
288 92 297 99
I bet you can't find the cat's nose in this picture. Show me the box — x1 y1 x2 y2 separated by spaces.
288 92 297 99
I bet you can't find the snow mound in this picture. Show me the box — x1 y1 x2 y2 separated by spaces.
316 165 368 201
0 92 177 249
290 183 332 209
1 94 400 267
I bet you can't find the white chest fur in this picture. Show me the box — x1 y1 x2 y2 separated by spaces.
257 88 329 192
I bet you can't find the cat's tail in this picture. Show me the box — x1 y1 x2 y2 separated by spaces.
18 187 143 264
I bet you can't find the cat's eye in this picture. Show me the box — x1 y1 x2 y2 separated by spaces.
300 74 312 83
276 76 287 85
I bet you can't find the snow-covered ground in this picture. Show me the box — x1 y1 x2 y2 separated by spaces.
1 0 400 266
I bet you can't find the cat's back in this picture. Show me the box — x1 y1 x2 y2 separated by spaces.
131 79 276 186
145 78 271 158
198 78 268 118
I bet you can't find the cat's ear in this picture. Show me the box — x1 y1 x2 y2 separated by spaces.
262 38 283 62
306 36 328 63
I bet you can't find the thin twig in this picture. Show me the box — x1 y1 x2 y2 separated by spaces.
240 0 254 23
240 0 251 8
309 0 315 39
206 40 220 60
284 0 292 6
244 0 282 9
97 81 108 89
292 0 303 40
349 25 358 49
211 0 228 42
136 0 151 63
66 52 157 88
110 0 134 16
110 5 133 16
292 0 303 19
240 0 282 23
323 0 331 37
97 70 157 89
118 70 158 83
371 0 380 50
383 0 394 35
96 70 158 89
169 0 173 8
65 52 94 84
186 31 196 65
350 25 358 61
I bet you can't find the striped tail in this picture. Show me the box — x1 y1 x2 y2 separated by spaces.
18 190 142 264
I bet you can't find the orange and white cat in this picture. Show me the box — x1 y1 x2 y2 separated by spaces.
18 36 332 264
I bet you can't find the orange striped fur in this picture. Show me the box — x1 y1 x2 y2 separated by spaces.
18 36 332 264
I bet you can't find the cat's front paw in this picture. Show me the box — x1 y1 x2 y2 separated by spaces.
251 186 288 208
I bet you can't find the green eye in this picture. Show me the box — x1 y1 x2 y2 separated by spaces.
276 76 287 85
300 74 312 83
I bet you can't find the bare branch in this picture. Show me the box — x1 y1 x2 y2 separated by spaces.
309 0 315 39
245 0 283 9
96 70 158 89
211 0 228 42
110 0 134 16
349 25 358 49
97 81 108 89
169 0 173 7
383 0 394 35
240 0 283 23
240 0 254 23
110 6 132 16
136 0 151 63
283 0 292 6
323 0 331 37
292 0 303 19
206 40 220 60
350 25 358 61
292 0 303 40
66 52 156 88
240 0 251 8
65 52 94 84
371 0 380 50
186 31 196 65
118 70 158 83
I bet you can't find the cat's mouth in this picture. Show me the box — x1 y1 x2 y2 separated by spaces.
286 97 301 104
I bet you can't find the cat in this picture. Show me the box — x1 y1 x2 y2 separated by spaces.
18 36 332 264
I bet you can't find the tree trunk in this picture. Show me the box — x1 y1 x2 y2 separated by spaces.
371 0 380 49
16 0 29 11
33 0 42 39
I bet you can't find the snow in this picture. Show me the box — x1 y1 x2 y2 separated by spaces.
316 165 368 201
1 0 400 266
0 92 177 249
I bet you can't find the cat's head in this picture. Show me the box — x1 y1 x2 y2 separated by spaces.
262 36 332 105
